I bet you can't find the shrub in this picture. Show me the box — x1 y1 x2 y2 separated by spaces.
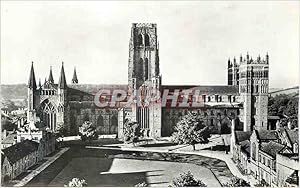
79 121 98 141
123 119 141 144
64 178 87 187
172 171 207 187
135 182 148 187
222 176 250 187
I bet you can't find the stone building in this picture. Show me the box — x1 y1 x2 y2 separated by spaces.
231 127 299 186
26 23 269 138
1 140 42 182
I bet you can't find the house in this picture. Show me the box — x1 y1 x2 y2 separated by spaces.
231 131 252 174
284 170 299 187
249 129 278 178
276 152 299 187
1 140 42 181
258 141 286 186
231 126 299 186
277 128 299 153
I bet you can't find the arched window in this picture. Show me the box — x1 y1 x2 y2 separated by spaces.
144 34 150 47
110 115 118 134
135 34 143 46
39 99 57 131
144 58 149 80
96 115 104 134
252 143 256 161
138 58 144 81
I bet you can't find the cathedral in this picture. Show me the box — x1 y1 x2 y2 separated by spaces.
26 23 269 138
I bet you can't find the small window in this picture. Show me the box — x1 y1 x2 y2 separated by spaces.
228 95 231 102
144 34 150 47
215 95 219 102
202 95 206 102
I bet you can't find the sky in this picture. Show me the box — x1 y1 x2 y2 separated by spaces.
1 1 299 89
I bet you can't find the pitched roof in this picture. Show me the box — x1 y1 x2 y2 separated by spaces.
256 130 278 140
1 153 5 165
286 129 299 144
285 170 299 185
240 140 250 156
161 85 239 95
235 131 252 143
58 63 67 89
2 140 39 164
260 141 285 158
68 84 128 95
28 62 37 89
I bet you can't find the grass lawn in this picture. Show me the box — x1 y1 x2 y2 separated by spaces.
27 139 234 187
49 157 221 187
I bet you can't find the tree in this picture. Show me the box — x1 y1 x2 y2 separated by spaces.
123 119 141 144
172 112 210 150
172 171 207 187
222 176 250 187
79 121 98 141
268 94 298 129
64 178 87 187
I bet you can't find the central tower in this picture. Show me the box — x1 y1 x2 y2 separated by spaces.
127 23 162 138
128 23 160 89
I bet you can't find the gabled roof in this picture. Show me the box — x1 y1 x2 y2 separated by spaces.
260 141 285 158
240 140 250 156
2 140 39 164
285 170 299 185
286 129 299 144
1 153 5 165
256 130 278 140
235 131 252 143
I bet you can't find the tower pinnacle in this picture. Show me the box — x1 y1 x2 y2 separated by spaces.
72 67 78 84
28 62 37 89
58 62 67 89
48 66 54 83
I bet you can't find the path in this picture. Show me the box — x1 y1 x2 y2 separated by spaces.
14 147 70 187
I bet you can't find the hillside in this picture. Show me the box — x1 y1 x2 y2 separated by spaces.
1 84 27 101
269 86 299 97
0 84 298 102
